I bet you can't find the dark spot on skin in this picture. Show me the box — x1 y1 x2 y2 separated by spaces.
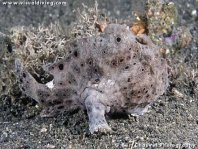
57 105 64 109
51 66 54 70
69 50 72 54
67 73 77 85
53 100 62 105
116 37 121 42
111 59 117 67
138 91 141 94
94 68 98 72
58 64 64 70
37 90 50 98
129 48 131 51
41 99 44 103
123 87 127 90
142 69 145 71
143 55 152 62
119 58 124 63
100 39 103 42
73 51 78 57
72 79 76 83
48 101 53 106
22 73 26 78
80 63 84 67
102 49 107 54
21 87 25 91
125 66 129 69
127 78 131 82
95 78 100 82
146 94 150 98
134 49 138 53
99 90 103 93
137 95 141 98
130 90 134 95
126 56 131 60
20 78 23 83
73 64 80 73
87 58 93 65
59 82 63 85
133 63 136 65
151 84 153 87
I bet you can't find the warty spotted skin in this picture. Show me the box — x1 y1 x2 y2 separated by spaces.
15 24 169 134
